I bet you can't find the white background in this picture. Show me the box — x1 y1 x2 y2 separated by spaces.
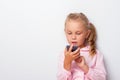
0 0 120 80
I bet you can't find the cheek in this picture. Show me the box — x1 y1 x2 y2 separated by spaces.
77 35 86 42
66 35 71 41
66 35 69 39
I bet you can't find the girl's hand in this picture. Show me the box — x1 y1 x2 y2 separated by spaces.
64 45 80 71
75 56 89 74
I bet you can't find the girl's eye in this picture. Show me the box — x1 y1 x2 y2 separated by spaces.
67 32 72 35
76 33 81 35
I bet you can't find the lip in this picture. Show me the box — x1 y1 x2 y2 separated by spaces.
71 42 77 45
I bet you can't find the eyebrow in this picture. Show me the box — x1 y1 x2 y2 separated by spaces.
66 30 83 33
66 29 84 33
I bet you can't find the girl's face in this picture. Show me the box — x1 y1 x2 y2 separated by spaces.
65 20 90 48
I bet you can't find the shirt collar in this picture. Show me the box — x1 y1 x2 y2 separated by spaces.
80 45 90 52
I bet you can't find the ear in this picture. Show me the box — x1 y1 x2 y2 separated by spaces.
86 30 91 39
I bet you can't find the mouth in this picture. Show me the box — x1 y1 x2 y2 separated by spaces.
71 42 77 46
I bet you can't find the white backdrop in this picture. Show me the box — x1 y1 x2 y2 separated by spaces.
0 0 120 80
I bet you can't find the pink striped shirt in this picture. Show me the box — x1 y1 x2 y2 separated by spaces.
57 46 106 80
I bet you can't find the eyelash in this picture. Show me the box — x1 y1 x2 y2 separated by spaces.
67 32 81 35
76 33 81 35
67 32 72 35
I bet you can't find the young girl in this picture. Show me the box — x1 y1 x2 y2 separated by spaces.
57 13 106 80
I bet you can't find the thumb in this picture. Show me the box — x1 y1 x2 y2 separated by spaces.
64 47 67 55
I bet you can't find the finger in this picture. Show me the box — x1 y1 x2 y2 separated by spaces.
64 47 67 55
69 44 73 52
74 55 80 60
75 52 80 56
73 52 80 58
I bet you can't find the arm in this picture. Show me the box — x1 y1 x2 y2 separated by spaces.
85 50 107 80
57 52 72 80
57 46 80 80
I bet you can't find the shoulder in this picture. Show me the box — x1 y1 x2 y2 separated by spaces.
96 49 104 57
95 49 105 61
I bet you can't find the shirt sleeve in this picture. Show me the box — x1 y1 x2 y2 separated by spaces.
85 50 107 80
57 52 72 80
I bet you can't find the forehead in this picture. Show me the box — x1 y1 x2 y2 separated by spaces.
65 20 87 31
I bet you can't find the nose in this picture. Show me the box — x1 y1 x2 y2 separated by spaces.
72 35 76 40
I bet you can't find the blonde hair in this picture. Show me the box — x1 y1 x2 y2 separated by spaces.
65 13 97 57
